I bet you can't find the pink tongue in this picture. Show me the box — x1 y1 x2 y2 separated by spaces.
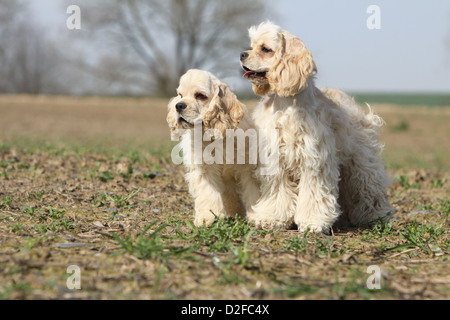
243 71 253 78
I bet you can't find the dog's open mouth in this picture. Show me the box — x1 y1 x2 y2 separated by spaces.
242 66 267 79
178 116 194 128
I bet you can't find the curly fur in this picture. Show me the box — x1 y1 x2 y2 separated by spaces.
241 22 394 233
167 69 260 227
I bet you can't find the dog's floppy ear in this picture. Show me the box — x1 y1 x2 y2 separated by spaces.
252 82 271 97
166 97 183 140
268 33 317 97
167 97 178 130
203 82 246 136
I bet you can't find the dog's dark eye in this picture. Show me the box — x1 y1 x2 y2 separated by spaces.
261 46 272 53
178 93 183 98
195 93 208 101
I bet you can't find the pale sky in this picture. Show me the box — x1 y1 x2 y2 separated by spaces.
31 0 450 93
268 0 450 92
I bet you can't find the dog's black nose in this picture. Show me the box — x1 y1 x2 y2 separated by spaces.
176 102 187 113
240 51 249 61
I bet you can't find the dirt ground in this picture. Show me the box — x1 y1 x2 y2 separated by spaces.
0 95 449 300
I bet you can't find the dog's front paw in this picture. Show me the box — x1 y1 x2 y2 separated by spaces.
298 223 332 235
248 214 292 230
194 211 216 227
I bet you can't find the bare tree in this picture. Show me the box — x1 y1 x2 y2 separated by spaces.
84 0 266 96
0 0 70 94
0 1 27 92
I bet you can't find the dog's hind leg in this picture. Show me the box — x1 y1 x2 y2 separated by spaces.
339 153 394 227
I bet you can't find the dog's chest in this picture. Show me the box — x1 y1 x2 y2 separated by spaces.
256 103 319 173
258 104 308 139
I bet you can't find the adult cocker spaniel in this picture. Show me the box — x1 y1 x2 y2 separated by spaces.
240 21 394 233
167 69 260 227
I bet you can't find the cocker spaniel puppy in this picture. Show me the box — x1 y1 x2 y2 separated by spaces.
167 69 260 227
240 21 394 233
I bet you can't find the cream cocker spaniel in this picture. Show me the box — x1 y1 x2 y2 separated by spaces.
167 69 260 227
240 21 394 233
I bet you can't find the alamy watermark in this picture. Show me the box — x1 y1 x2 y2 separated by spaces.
366 265 382 290
367 5 381 30
66 265 81 290
170 123 280 176
66 5 81 30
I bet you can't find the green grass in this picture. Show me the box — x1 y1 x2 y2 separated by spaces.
28 191 47 202
1 139 449 299
177 217 264 253
18 205 76 233
388 220 449 254
0 196 13 209
439 199 450 217
0 282 32 299
92 189 141 211
391 120 410 132
20 236 45 251
272 280 318 298
0 137 172 164
113 218 266 285
112 220 195 261
285 229 310 252
361 220 395 241
394 175 422 189
353 93 450 106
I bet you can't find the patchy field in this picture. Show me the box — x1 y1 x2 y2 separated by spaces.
0 95 449 300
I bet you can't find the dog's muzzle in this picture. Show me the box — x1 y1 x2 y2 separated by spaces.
240 52 267 80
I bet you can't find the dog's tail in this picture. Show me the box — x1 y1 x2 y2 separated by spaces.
363 103 385 130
